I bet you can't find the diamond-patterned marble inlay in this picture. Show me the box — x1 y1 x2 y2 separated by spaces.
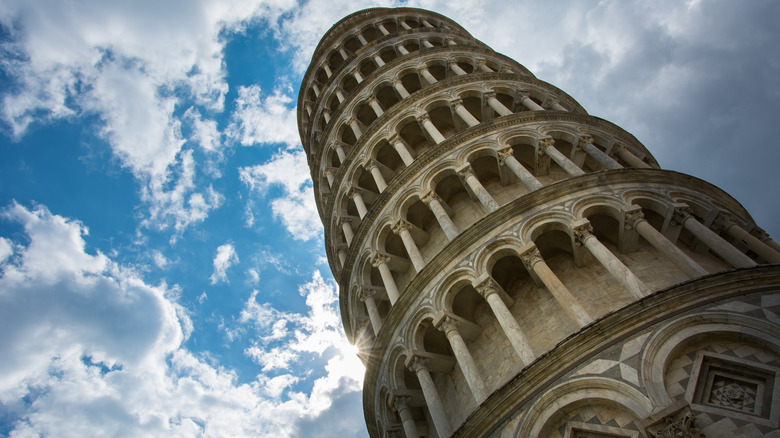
708 378 757 412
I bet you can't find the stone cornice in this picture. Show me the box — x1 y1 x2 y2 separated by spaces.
362 265 780 437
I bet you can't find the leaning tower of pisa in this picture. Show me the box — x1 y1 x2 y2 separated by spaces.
297 7 780 438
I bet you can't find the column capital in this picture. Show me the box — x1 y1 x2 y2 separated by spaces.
497 147 514 165
408 355 430 373
417 64 431 73
571 219 595 246
392 218 413 235
392 395 412 413
392 78 404 86
346 116 359 127
578 135 594 147
363 158 380 172
322 167 336 177
388 133 403 145
483 91 497 100
714 211 738 231
416 112 431 124
347 187 364 199
358 288 376 302
434 314 459 337
624 208 645 230
519 244 543 270
673 205 694 225
538 136 555 148
370 251 391 267
421 189 442 205
450 97 464 107
516 90 531 100
337 216 353 226
366 96 378 105
456 163 475 180
473 276 500 299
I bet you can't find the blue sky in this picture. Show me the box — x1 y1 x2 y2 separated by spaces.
0 0 779 436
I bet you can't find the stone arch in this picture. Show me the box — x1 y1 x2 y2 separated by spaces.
435 267 478 313
516 377 653 438
474 235 526 279
641 311 780 410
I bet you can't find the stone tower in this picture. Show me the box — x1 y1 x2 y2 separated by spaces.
297 7 780 438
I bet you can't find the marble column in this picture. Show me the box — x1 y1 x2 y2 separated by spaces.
393 79 411 98
578 135 622 170
421 39 434 49
333 142 347 163
352 69 364 84
612 143 650 168
435 315 489 403
392 218 425 272
474 277 535 365
373 54 385 67
497 147 543 191
357 33 368 46
347 117 363 139
407 357 451 438
323 109 331 123
417 113 446 144
419 66 437 84
397 44 409 55
539 137 585 176
371 252 400 304
339 48 348 60
674 206 757 269
485 92 513 116
451 98 480 127
368 97 384 117
336 89 345 103
572 219 650 299
393 396 419 438
364 160 387 192
339 217 354 245
312 83 321 97
323 62 332 78
457 164 500 212
517 92 544 111
349 188 369 218
323 167 335 188
378 23 390 36
421 190 459 241
449 61 468 76
359 288 382 335
400 20 412 30
390 134 415 166
519 243 593 327
477 60 494 72
717 214 780 263
624 207 708 279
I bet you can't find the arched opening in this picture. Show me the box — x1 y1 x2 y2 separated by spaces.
399 120 430 154
376 84 400 110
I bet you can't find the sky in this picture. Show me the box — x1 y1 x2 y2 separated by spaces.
0 0 778 436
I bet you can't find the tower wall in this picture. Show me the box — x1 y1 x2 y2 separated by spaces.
298 8 780 438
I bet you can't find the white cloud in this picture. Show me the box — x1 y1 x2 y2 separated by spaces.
0 202 365 437
151 249 169 269
0 236 13 264
210 243 239 285
228 84 301 148
247 268 260 285
240 149 322 240
0 0 299 236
